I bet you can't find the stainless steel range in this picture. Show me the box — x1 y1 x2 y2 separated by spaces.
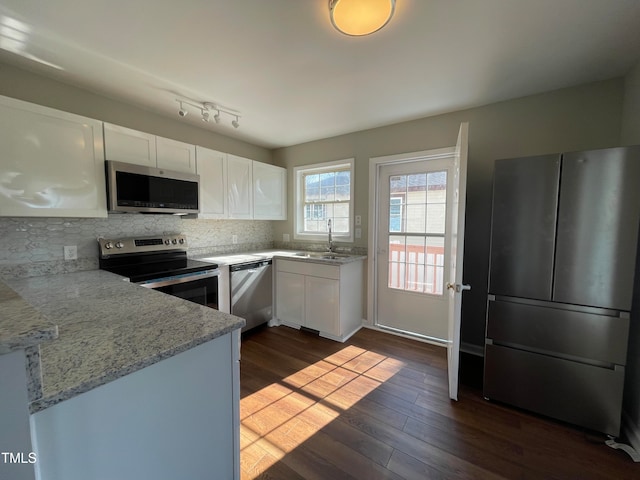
98 235 220 309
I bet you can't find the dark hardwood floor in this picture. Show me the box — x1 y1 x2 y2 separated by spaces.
239 326 637 479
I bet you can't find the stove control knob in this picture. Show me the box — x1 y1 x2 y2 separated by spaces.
104 242 113 250
172 238 178 245
179 238 185 244
115 242 124 249
164 239 170 245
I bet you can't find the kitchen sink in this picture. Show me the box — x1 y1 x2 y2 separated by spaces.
295 252 352 260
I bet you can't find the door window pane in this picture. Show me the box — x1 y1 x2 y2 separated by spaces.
387 170 447 296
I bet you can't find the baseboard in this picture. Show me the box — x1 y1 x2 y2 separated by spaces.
363 324 447 348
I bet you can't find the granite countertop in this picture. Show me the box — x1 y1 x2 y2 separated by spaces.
0 281 58 354
4 270 245 413
195 249 367 266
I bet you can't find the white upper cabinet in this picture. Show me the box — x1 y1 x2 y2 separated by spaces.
103 123 156 167
156 137 196 174
103 123 196 174
227 154 253 219
196 146 228 219
0 95 107 218
252 162 287 220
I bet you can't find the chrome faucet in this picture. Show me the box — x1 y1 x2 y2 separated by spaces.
327 219 334 252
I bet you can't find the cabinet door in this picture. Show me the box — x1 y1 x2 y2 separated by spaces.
103 123 156 167
0 96 107 218
489 155 560 300
156 137 197 174
227 154 253 219
252 162 287 220
305 276 340 335
275 271 305 325
196 147 227 218
554 146 640 310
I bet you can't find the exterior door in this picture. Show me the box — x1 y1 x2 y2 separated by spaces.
376 156 453 341
445 123 469 401
372 122 469 401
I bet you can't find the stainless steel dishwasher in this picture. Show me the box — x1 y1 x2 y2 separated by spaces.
230 259 272 333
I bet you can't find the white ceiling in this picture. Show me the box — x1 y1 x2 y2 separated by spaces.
0 0 639 149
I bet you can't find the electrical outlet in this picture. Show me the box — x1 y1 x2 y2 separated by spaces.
283 233 290 242
355 215 362 226
232 235 238 244
63 245 78 261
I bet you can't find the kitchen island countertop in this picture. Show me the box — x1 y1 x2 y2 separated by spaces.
4 270 245 413
0 281 58 355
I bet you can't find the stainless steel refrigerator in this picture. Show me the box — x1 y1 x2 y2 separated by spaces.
484 146 640 436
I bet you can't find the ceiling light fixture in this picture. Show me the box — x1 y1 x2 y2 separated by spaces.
329 0 396 36
175 99 241 128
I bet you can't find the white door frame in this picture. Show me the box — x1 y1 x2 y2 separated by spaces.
367 146 456 343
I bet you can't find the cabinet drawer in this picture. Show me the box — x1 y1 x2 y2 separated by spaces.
484 344 624 436
487 300 629 365
275 259 340 279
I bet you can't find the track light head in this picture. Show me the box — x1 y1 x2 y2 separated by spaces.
213 110 221 124
178 101 187 117
201 109 210 122
232 116 239 129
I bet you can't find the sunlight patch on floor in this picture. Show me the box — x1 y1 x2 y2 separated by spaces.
240 344 406 479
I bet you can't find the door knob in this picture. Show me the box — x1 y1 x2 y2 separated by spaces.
447 283 472 292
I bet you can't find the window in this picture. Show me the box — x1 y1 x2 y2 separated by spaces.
294 159 355 241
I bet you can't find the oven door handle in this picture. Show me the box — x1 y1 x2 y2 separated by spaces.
138 269 220 289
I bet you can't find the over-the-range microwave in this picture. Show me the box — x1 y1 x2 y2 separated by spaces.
105 160 200 215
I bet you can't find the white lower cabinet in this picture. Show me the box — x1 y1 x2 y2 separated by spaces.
305 275 340 334
274 258 364 342
275 271 305 324
0 95 106 218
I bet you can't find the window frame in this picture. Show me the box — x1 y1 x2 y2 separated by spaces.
293 158 355 242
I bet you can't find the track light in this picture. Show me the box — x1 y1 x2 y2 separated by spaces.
178 101 188 117
175 98 241 129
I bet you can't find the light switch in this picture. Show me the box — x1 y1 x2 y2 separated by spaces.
355 228 362 239
232 235 238 244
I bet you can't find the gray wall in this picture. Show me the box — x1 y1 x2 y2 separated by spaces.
0 62 271 163
272 78 624 348
621 60 640 447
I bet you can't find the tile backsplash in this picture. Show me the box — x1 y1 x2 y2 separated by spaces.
0 215 274 278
